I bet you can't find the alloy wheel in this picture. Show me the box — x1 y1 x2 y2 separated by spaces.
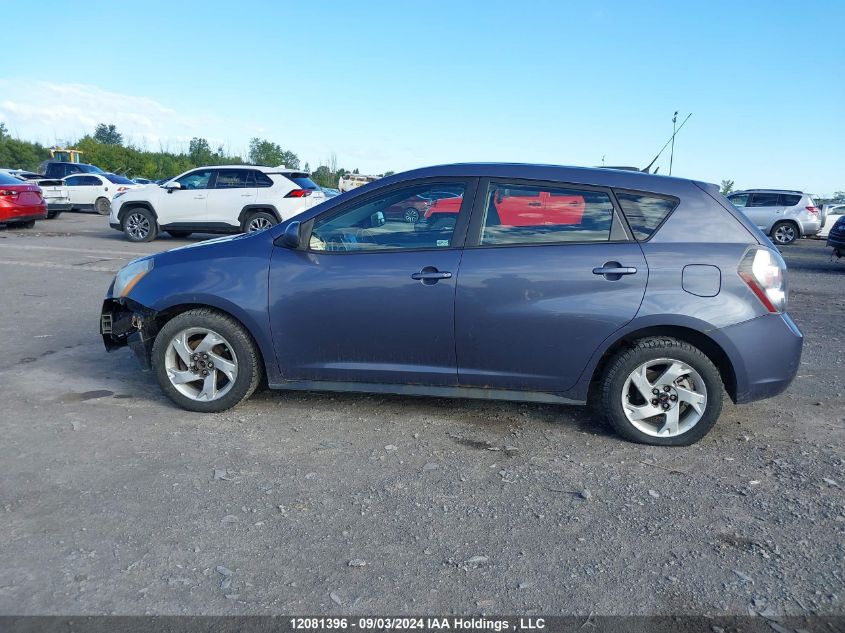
404 208 420 223
247 216 273 232
773 224 796 244
164 327 239 402
620 357 707 438
126 213 151 240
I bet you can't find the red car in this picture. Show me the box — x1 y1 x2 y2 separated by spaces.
424 186 586 227
0 172 47 228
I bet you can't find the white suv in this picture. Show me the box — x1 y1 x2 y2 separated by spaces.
109 165 325 242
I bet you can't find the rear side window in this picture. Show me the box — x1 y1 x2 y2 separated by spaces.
748 193 779 207
614 191 678 241
480 183 613 245
254 171 273 187
778 194 801 206
286 173 319 190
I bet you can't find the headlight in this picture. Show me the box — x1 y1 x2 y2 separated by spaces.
113 258 154 298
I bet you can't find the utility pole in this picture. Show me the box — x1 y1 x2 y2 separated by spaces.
601 154 605 167
669 111 678 175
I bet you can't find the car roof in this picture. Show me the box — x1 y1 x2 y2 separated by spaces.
376 162 708 197
191 164 308 175
731 189 804 194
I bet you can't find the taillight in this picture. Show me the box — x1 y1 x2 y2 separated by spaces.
738 247 788 313
117 186 129 192
806 206 818 215
0 189 17 196
285 189 312 198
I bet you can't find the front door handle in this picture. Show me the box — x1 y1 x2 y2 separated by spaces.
411 266 452 285
593 261 638 280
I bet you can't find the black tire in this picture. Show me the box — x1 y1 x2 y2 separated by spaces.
11 220 36 229
47 209 62 219
243 211 278 233
95 197 111 216
151 309 263 413
770 221 798 245
167 231 193 239
600 337 723 446
121 207 158 242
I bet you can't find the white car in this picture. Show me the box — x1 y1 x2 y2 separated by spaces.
63 173 142 215
819 204 845 238
338 173 379 192
109 165 325 242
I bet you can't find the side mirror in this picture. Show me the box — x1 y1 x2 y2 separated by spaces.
165 182 182 192
370 211 386 227
281 221 301 249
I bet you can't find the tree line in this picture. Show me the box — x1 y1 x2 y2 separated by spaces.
0 122 382 189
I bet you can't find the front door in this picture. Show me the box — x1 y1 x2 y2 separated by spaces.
745 192 782 231
268 179 476 386
455 180 648 393
207 168 257 226
157 169 214 224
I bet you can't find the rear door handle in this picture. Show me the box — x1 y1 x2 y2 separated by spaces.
527 201 542 207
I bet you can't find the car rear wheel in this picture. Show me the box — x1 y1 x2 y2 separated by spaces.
167 231 192 239
771 221 798 245
122 208 158 242
47 209 62 219
600 337 723 446
244 211 277 233
95 197 111 215
151 309 263 413
10 220 36 229
403 207 420 223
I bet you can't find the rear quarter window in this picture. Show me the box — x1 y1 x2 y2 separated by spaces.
778 194 801 206
613 191 679 240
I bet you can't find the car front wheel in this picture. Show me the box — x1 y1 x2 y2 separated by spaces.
600 337 723 446
151 309 263 413
122 208 158 242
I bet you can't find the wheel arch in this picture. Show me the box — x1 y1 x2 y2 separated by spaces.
771 218 802 239
150 302 272 385
238 205 281 227
586 323 739 403
118 201 158 224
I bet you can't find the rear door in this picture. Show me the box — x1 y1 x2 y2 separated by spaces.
745 193 781 231
208 169 257 226
455 179 647 393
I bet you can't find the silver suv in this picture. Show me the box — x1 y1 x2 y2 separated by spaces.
727 189 821 245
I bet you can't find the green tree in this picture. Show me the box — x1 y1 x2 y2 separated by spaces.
248 137 299 169
383 170 395 177
0 122 8 139
93 123 123 146
720 179 735 195
188 137 214 166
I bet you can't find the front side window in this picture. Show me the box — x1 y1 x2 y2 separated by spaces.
614 191 679 241
176 169 214 190
215 169 253 189
728 193 749 207
480 183 613 245
309 182 466 252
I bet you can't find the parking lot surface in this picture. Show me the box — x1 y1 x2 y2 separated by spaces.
1 213 843 616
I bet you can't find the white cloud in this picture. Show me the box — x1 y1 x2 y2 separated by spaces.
0 80 243 152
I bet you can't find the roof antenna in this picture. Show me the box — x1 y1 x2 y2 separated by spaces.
642 112 692 173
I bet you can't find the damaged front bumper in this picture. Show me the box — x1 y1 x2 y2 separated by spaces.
100 297 159 370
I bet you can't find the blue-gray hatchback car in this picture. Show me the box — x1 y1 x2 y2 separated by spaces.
100 164 803 446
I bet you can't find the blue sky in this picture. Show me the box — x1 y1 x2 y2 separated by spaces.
2 0 843 193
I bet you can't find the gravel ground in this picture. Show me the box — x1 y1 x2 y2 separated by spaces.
0 213 843 616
